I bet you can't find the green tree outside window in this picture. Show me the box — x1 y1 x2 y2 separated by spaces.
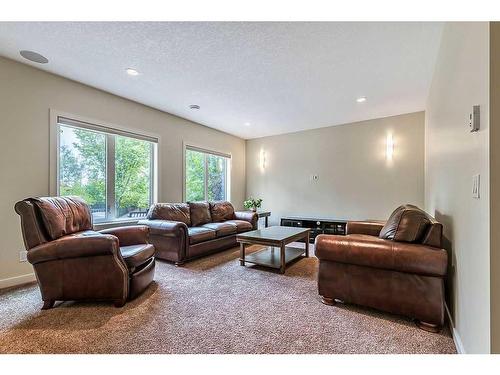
58 125 154 221
185 148 228 202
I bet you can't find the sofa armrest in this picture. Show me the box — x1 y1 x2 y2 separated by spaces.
315 234 447 277
234 211 259 229
346 221 385 236
137 219 188 237
27 234 120 265
100 225 149 246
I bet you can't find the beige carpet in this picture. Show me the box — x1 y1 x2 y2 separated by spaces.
0 244 456 354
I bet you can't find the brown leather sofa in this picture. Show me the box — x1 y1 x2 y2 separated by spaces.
138 201 258 265
15 196 155 309
315 205 448 332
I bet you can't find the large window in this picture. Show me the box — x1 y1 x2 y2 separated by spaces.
56 116 158 223
185 146 230 202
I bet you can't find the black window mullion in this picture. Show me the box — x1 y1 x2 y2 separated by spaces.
224 158 228 200
204 153 208 201
106 135 116 220
149 143 155 205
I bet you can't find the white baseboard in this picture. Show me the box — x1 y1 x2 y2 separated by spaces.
451 326 466 354
445 303 466 354
0 273 36 290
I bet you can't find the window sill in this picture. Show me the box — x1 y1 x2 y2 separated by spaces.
93 219 142 230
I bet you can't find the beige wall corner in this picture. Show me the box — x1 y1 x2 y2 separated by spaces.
490 21 500 354
425 22 490 353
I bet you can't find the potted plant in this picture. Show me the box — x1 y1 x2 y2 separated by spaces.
243 197 263 212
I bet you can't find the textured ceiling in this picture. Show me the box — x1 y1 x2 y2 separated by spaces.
0 22 443 139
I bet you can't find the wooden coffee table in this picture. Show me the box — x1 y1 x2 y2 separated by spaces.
237 226 310 274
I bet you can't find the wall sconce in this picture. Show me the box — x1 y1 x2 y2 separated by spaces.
386 134 394 160
259 149 267 170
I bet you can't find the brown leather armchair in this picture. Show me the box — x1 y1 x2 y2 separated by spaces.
15 196 156 309
315 205 448 332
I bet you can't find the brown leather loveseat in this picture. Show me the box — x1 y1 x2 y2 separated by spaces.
15 196 155 309
315 205 448 332
138 201 258 265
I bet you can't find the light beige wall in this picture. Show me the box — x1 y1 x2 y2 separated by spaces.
246 112 424 225
425 22 490 353
490 22 500 354
0 56 246 285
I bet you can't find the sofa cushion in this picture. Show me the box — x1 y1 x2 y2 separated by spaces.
147 203 191 226
120 244 155 269
379 205 431 243
188 226 216 244
32 196 92 240
209 201 235 222
189 202 212 227
202 222 237 237
224 219 253 233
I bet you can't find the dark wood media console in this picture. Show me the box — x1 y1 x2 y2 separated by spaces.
280 216 347 243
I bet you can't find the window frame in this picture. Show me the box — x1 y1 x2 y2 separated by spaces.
182 143 231 203
49 109 160 225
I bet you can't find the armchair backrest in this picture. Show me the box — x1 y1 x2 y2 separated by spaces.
15 196 92 249
421 219 443 248
14 199 49 250
379 204 443 248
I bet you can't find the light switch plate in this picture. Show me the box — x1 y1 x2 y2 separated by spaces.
19 250 28 262
470 105 480 132
472 174 480 199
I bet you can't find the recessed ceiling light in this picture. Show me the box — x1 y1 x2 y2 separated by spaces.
126 68 140 76
189 104 200 110
19 50 48 64
244 122 251 127
356 96 367 103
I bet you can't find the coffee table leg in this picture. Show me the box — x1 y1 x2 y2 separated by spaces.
240 242 246 266
305 232 310 257
265 216 269 228
280 243 286 274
